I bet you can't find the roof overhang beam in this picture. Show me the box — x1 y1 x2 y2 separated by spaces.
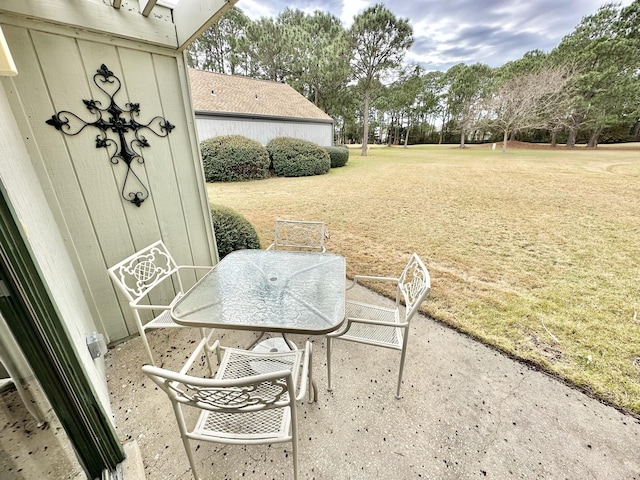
174 0 237 51
0 0 237 51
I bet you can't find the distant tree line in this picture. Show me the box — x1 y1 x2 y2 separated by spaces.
186 2 640 154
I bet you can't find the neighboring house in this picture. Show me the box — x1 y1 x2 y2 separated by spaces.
0 1 236 477
189 68 334 146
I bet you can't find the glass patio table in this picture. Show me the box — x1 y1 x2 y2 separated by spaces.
171 249 346 337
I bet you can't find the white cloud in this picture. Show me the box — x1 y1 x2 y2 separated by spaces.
235 0 277 20
234 0 639 70
339 0 372 27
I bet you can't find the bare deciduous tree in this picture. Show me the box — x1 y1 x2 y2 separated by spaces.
481 66 572 152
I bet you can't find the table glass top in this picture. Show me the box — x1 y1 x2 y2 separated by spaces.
172 249 346 334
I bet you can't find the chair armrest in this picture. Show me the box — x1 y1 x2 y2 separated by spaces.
130 288 185 310
175 265 213 285
130 303 171 311
176 265 213 278
348 315 408 328
179 329 219 375
347 275 399 290
327 315 407 337
176 265 213 272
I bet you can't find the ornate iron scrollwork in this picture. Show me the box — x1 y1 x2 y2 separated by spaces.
46 64 175 207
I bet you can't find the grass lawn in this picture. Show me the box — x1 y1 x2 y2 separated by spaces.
207 143 640 416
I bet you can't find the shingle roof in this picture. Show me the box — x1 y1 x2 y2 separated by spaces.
188 68 333 122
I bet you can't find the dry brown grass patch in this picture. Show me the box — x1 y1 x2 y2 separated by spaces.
208 144 640 415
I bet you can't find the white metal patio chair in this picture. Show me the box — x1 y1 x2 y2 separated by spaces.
326 253 431 399
266 219 328 252
142 335 314 480
108 240 213 366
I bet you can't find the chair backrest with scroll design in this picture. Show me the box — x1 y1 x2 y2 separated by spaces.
108 240 181 307
267 219 328 252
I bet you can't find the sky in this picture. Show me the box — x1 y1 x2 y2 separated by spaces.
235 0 634 71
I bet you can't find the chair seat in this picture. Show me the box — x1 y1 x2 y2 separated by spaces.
217 347 303 384
194 405 290 442
340 301 403 349
142 292 185 330
193 347 304 443
144 308 182 330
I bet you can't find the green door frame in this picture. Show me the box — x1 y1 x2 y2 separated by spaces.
0 191 124 478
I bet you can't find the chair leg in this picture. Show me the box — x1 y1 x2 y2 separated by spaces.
200 328 216 376
173 405 200 480
140 330 156 366
292 437 299 480
290 403 299 480
326 336 333 392
135 313 156 366
182 436 200 480
308 343 316 403
396 335 410 399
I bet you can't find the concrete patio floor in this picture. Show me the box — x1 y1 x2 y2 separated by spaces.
106 283 640 479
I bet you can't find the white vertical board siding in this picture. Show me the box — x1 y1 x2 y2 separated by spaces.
195 115 334 146
0 21 216 342
1 25 120 336
33 31 137 339
153 53 217 269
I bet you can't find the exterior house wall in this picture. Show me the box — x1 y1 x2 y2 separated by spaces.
0 16 217 348
195 113 334 146
1 79 113 416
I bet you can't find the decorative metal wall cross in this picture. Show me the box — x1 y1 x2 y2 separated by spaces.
46 64 175 207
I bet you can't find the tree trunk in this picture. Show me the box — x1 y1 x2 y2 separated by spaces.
502 130 508 153
404 123 410 148
550 129 557 147
459 129 466 149
439 105 449 145
361 90 369 156
566 112 584 148
588 129 600 148
567 127 577 148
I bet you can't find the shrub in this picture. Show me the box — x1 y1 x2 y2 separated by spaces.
209 204 261 259
324 145 349 168
200 135 270 182
266 137 331 177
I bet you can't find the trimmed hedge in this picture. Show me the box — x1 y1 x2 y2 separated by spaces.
324 145 349 168
200 135 270 182
210 204 261 259
266 137 331 177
